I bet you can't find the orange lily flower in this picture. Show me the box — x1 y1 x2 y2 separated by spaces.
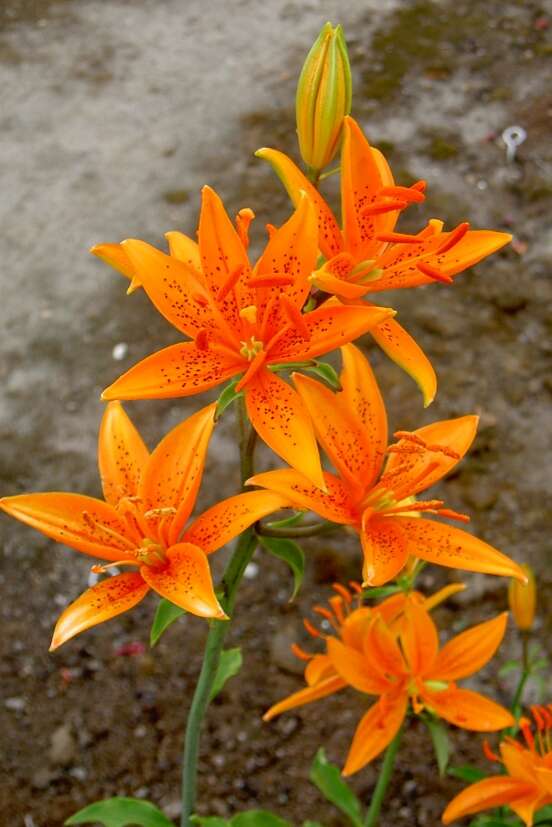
94 187 394 488
248 343 525 586
265 588 514 775
257 116 511 405
0 402 287 649
443 707 552 826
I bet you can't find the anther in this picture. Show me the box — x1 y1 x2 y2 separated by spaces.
361 200 407 217
248 275 295 288
416 262 453 285
265 223 277 240
235 208 255 249
483 739 501 763
291 643 313 662
195 329 210 351
332 583 352 604
143 507 177 519
436 222 470 254
375 232 422 244
217 264 245 303
304 618 322 638
531 705 546 732
438 508 470 524
379 185 425 204
519 717 535 751
280 295 310 339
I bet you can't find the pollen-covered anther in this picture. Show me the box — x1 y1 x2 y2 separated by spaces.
392 431 461 460
378 184 426 204
438 508 470 524
361 200 407 217
217 264 245 303
291 643 314 661
143 507 177 519
416 261 454 285
235 207 255 249
248 274 295 288
239 305 258 325
436 222 470 254
482 739 501 763
375 232 423 244
304 618 323 639
332 583 353 604
81 511 135 549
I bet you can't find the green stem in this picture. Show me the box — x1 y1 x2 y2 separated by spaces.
511 632 531 723
180 400 257 827
364 725 404 827
256 520 339 539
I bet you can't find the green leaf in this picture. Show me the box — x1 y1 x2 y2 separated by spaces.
215 380 244 421
448 765 487 783
303 361 342 392
535 805 552 824
65 798 175 827
498 660 521 677
309 748 363 827
150 598 185 647
362 585 401 600
231 812 291 827
191 819 229 827
209 648 242 702
469 818 516 827
265 511 306 530
424 716 450 776
303 822 325 827
259 536 305 601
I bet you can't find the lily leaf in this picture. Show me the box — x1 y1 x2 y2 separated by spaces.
209 648 243 702
498 660 521 677
448 765 487 783
65 798 175 827
215 380 244 421
362 585 402 600
303 822 325 827
265 511 306 530
259 536 305 601
424 715 450 776
302 361 342 392
231 812 292 827
191 819 229 827
150 598 185 647
310 748 363 827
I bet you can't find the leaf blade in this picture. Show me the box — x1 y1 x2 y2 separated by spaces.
150 598 186 647
209 648 243 702
309 748 363 827
65 798 175 827
259 536 305 601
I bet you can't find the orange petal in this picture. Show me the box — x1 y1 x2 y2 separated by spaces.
383 415 479 501
423 686 514 731
341 117 399 262
98 401 149 505
400 601 439 675
0 492 137 560
340 343 388 483
164 231 203 275
245 370 325 490
305 654 336 686
372 229 512 292
254 147 343 260
271 301 395 364
360 515 409 586
121 239 214 337
501 741 540 783
363 615 407 679
253 193 318 312
50 572 149 650
293 371 376 496
313 266 370 300
397 517 526 581
343 692 408 776
327 637 391 694
101 342 242 401
141 542 225 618
183 490 291 553
509 793 542 827
367 313 437 407
428 612 508 681
442 777 537 825
246 469 357 525
90 243 137 287
263 674 346 721
139 402 216 546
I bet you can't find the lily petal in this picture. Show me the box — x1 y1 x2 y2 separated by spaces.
139 402 216 547
98 401 149 505
164 231 203 275
293 371 376 495
0 492 137 560
182 490 291 553
423 686 514 730
313 266 370 300
246 469 357 525
121 239 214 337
363 615 407 679
101 342 242 401
245 369 325 490
400 601 439 676
428 612 508 681
254 147 343 259
90 243 137 288
383 415 479 501
263 675 346 721
327 637 392 694
397 517 526 581
360 515 409 586
368 313 437 407
343 692 408 775
305 654 336 686
270 301 396 364
442 777 537 825
340 343 388 483
141 542 225 618
50 572 149 650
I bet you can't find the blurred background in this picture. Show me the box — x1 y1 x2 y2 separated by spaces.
1 0 551 824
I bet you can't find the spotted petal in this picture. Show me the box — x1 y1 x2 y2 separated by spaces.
247 469 357 525
423 686 514 730
360 515 409 586
98 401 149 505
442 777 538 826
343 692 408 776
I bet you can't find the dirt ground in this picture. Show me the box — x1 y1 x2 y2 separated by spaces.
1 0 552 824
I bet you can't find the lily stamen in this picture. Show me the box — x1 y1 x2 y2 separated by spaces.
361 200 407 217
416 261 454 284
81 511 136 551
436 221 470 254
217 264 245 303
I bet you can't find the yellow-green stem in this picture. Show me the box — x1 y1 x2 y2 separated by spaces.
364 725 404 827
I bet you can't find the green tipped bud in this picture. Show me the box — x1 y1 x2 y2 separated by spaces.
296 22 352 175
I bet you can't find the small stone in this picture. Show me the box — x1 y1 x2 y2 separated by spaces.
163 801 182 820
31 768 56 789
5 696 26 712
270 623 304 674
244 561 259 579
49 724 76 766
112 342 128 361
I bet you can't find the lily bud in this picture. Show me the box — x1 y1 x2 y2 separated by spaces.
296 22 352 174
508 564 536 631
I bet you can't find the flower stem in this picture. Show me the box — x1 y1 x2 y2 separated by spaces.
256 520 339 539
510 631 531 727
180 399 257 827
364 726 404 827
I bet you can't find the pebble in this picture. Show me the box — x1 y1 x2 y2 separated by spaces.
49 724 76 766
31 768 56 789
270 624 304 674
112 342 128 360
5 696 26 712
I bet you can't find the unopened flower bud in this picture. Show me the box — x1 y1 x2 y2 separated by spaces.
508 564 536 631
296 22 352 174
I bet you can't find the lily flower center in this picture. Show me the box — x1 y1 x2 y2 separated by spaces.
135 538 167 567
239 336 264 361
